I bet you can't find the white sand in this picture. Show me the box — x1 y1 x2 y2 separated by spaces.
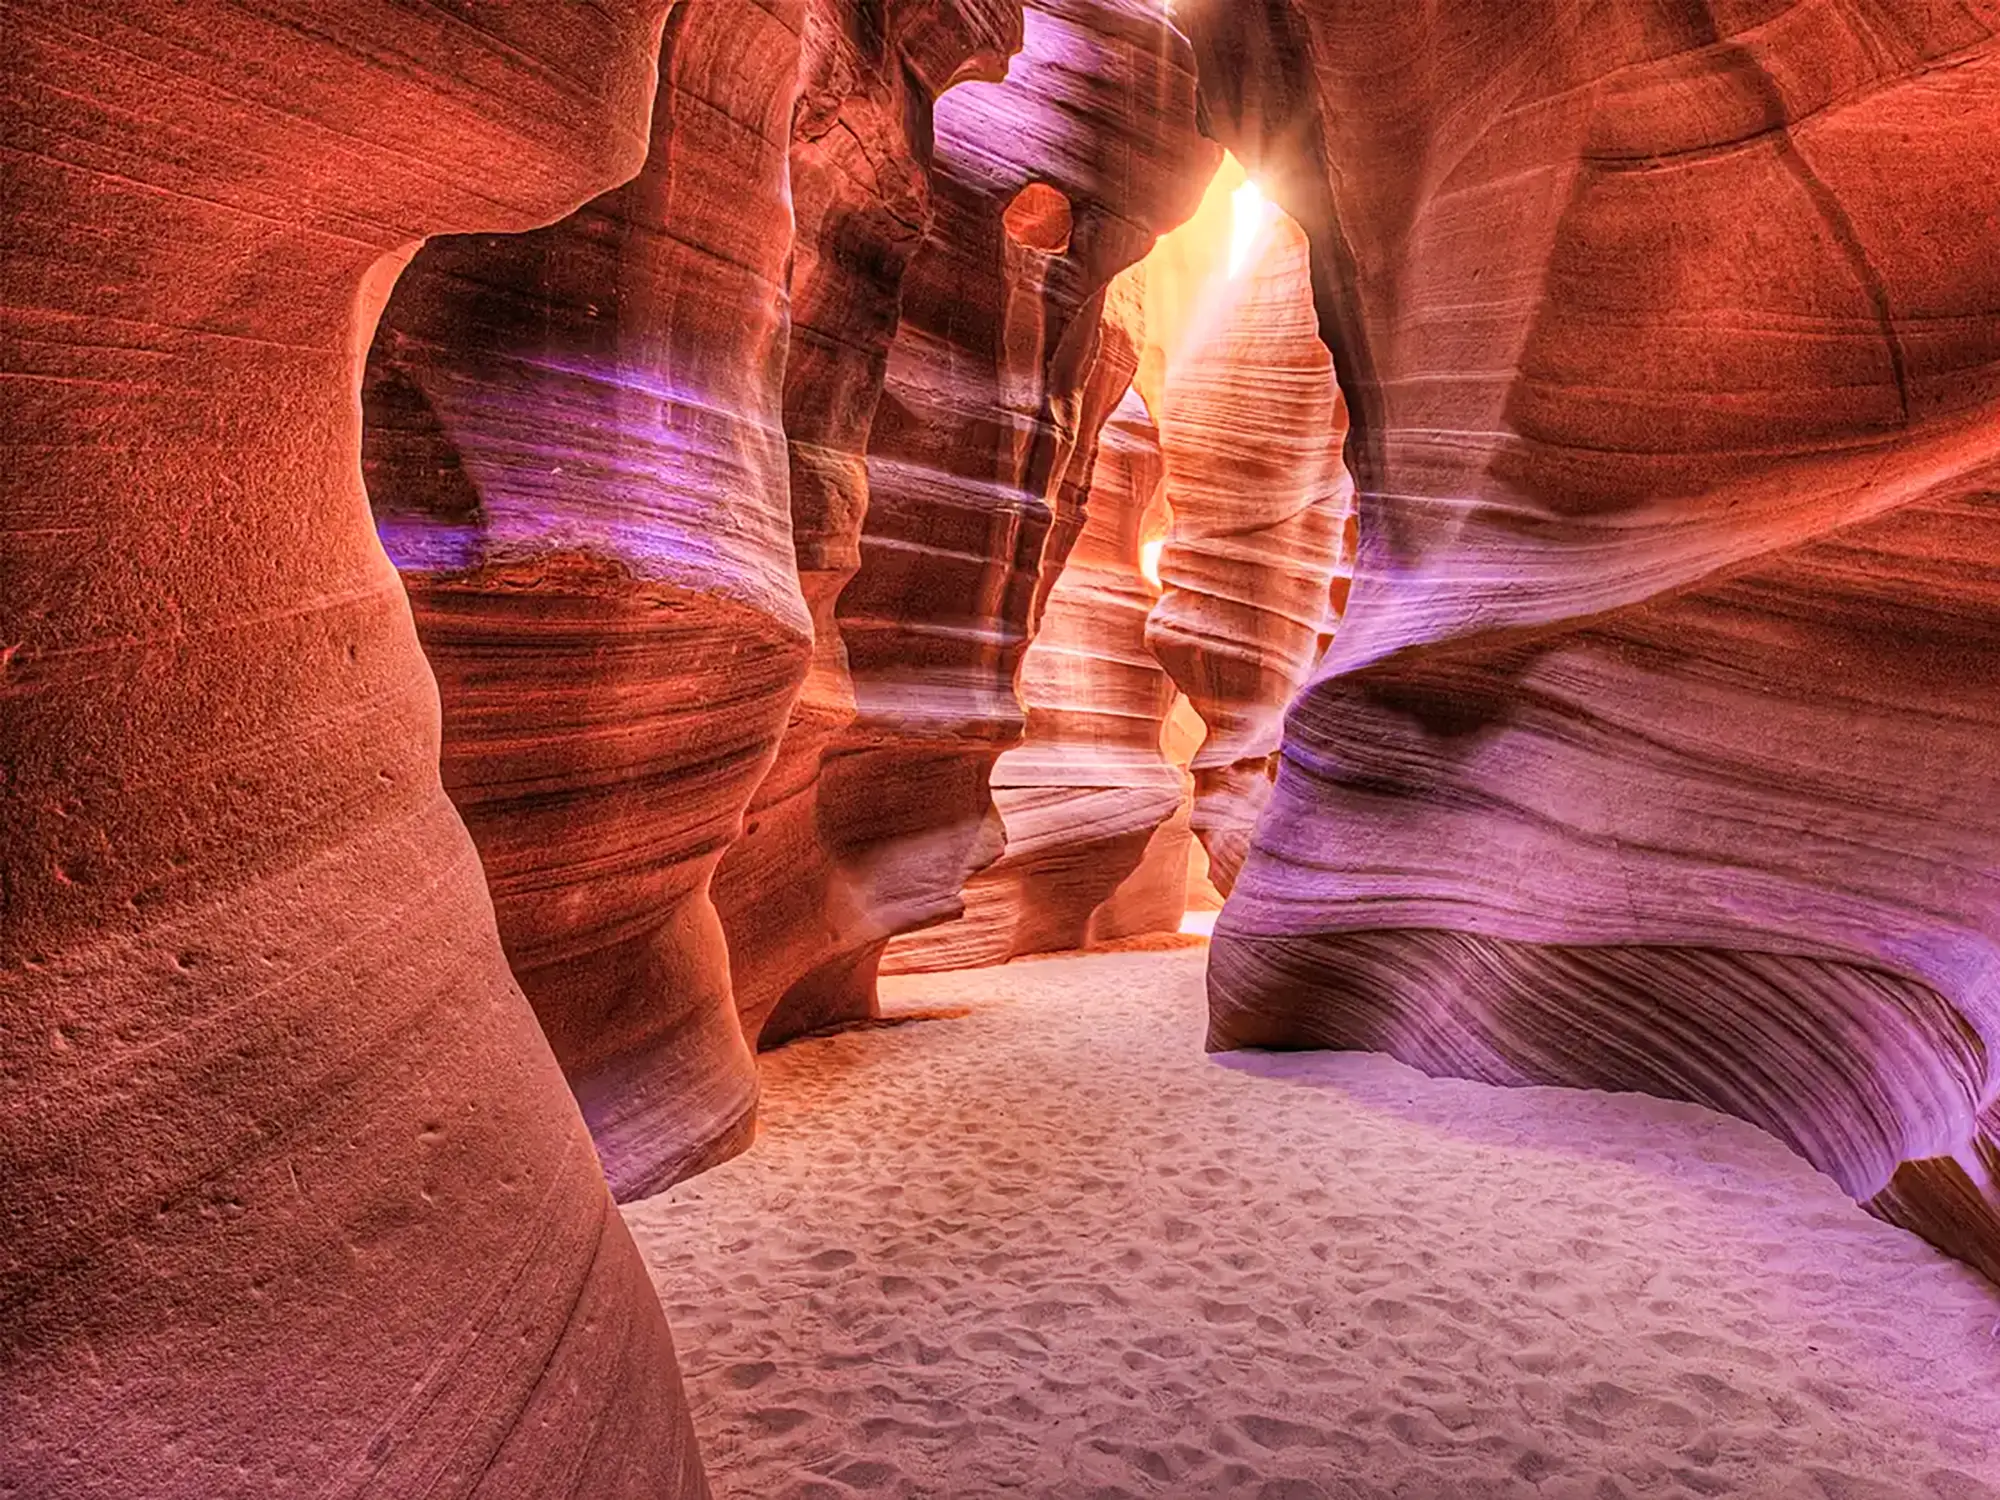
626 947 2000 1500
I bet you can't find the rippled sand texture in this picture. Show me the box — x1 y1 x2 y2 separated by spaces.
628 948 2000 1498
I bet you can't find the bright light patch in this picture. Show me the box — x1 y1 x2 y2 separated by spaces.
1228 179 1278 279
1139 537 1166 589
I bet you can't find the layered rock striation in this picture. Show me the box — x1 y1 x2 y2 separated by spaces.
883 275 1189 971
710 0 1022 1050
1143 164 1356 895
3 3 707 1494
363 0 814 1199
1185 1 2000 1279
725 0 1216 1041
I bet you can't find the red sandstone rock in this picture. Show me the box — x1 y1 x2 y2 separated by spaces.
2 3 707 1496
1143 165 1355 894
363 0 813 1199
1185 0 2000 1281
710 0 1023 1047
883 273 1189 971
726 0 1215 1040
1151 692 1231 924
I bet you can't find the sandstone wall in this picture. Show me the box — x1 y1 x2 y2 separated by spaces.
882 273 1189 971
709 0 1024 1046
1184 0 2000 1280
2 4 708 1493
364 0 814 1200
725 0 1215 1041
1144 171 1355 895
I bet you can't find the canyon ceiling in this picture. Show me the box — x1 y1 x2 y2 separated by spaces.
4 1 1998 1496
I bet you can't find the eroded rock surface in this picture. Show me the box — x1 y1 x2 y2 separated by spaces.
883 274 1188 971
1143 162 1355 894
729 0 1215 1041
363 0 813 1199
710 0 1024 1047
3 3 707 1494
1184 0 2000 1279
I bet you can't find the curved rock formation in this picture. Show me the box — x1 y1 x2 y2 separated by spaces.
883 274 1188 971
1154 692 1231 926
1143 164 1355 894
3 4 707 1496
362 0 812 1199
726 0 1216 1041
710 0 1024 1046
1185 1 2000 1279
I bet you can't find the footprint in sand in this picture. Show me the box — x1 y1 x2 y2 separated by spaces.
627 950 2000 1500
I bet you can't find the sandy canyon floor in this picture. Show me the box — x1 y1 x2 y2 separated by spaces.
626 946 2000 1500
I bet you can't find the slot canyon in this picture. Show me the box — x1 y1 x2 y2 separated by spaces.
4 2 1998 1497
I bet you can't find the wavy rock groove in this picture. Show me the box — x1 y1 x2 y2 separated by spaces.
363 0 814 1199
2 4 708 1495
710 0 1023 1050
882 274 1190 972
1142 160 1356 896
727 0 1216 1042
1183 0 2000 1280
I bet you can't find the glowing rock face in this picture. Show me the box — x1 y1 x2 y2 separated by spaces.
725 0 1216 1042
709 0 1025 1048
363 1 814 1200
882 272 1191 972
1143 161 1357 895
1182 0 2000 1280
1 3 707 1495
882 145 1356 974
1227 180 1281 280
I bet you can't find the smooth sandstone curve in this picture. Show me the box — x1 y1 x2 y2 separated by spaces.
1143 166 1356 895
883 273 1190 972
730 0 1216 1042
2 5 709 1496
711 0 1025 1048
1184 0 2000 1280
363 0 813 1200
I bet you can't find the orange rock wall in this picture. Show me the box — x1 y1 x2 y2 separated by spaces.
725 0 1215 1041
882 273 1189 971
3 4 707 1495
710 0 1022 1049
1185 0 2000 1281
364 0 813 1201
1143 160 1356 895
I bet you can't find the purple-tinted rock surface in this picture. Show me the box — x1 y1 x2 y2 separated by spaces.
364 0 813 1200
725 0 1215 1042
3 3 708 1493
1184 0 2000 1281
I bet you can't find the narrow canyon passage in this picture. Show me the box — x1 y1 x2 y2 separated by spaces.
11 3 2000 1495
631 947 2000 1500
